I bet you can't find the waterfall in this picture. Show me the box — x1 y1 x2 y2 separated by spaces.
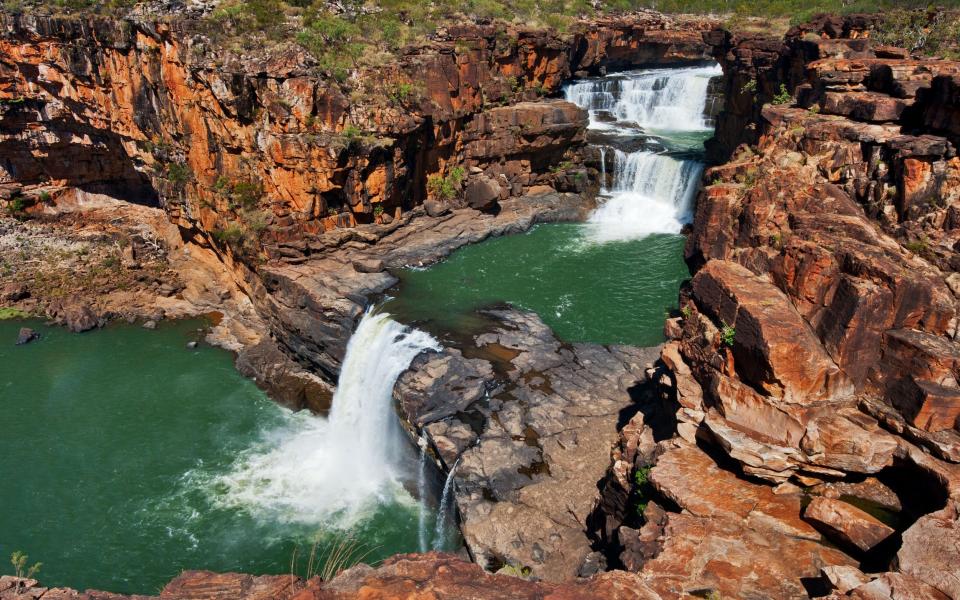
564 64 719 244
598 146 608 193
208 309 439 527
432 459 459 550
585 150 704 244
564 64 722 132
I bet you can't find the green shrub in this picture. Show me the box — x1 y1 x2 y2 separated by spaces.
231 180 262 209
873 9 960 58
0 307 29 320
10 551 41 593
427 166 466 201
772 83 792 105
386 82 417 105
213 224 246 247
241 209 271 235
498 563 533 578
741 78 757 94
6 196 27 214
905 237 930 255
166 162 192 187
721 322 736 347
632 465 653 520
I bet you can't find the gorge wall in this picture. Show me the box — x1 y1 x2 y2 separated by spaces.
595 14 960 600
3 7 960 600
0 9 723 397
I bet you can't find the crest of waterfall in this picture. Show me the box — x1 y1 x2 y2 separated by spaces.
564 64 722 132
565 64 718 244
207 309 440 527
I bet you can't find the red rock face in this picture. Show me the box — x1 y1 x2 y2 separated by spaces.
804 496 895 552
0 12 719 259
628 22 960 600
0 554 665 600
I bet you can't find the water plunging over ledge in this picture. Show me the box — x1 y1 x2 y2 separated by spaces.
566 64 721 243
0 314 455 593
209 309 440 526
387 64 721 346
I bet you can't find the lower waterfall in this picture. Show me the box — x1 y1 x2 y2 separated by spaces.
208 309 439 528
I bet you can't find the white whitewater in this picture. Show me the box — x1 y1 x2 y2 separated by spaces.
208 309 440 528
564 64 722 131
564 64 719 244
417 446 429 552
586 150 704 243
432 458 459 550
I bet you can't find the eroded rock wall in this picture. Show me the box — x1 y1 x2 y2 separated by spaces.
0 11 720 258
606 22 960 600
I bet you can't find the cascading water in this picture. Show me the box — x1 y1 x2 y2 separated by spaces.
564 64 722 132
432 459 459 550
208 309 440 528
417 446 430 552
564 64 720 244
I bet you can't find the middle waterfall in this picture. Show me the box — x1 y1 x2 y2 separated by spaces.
565 64 721 244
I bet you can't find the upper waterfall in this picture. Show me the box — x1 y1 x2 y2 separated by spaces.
206 309 439 527
564 64 722 132
564 64 719 243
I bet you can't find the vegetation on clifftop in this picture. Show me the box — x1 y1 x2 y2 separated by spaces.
2 0 958 74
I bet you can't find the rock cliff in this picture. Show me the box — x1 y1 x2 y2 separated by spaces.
3 7 960 600
601 17 960 600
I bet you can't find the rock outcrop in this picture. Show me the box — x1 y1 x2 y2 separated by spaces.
0 11 719 260
609 21 960 600
0 555 666 600
394 309 661 581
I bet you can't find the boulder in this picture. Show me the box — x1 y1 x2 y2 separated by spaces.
351 258 385 273
893 378 960 433
822 565 872 594
15 327 37 345
61 303 99 333
423 199 449 217
636 445 857 600
847 572 951 600
803 497 895 552
691 260 849 403
463 175 501 211
896 505 960 600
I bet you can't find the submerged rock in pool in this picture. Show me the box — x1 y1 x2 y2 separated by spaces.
15 327 37 345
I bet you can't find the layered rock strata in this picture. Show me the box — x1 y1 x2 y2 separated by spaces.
394 308 661 581
601 22 960 600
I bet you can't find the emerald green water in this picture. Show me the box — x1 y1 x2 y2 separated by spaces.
0 319 444 594
386 225 690 346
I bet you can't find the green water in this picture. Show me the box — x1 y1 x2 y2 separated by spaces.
386 224 690 346
0 320 445 594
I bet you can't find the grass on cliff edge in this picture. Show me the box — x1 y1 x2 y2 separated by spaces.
0 308 29 320
212 0 960 80
6 0 959 74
